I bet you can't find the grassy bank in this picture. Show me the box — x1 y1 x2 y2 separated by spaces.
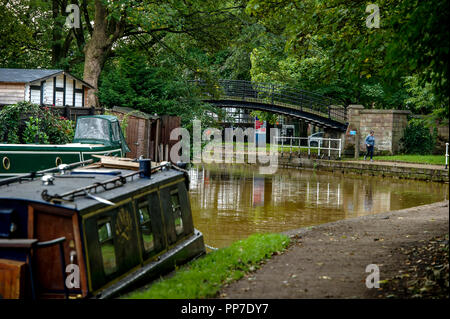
351 155 447 165
124 233 290 299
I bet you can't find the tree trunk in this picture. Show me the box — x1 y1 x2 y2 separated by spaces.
83 0 125 107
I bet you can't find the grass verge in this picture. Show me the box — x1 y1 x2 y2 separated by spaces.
350 155 447 165
124 233 290 299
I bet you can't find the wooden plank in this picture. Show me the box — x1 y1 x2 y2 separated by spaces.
0 259 26 299
90 155 159 169
28 205 34 239
91 155 135 162
92 155 139 169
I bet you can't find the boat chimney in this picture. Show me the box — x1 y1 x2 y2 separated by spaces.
139 158 151 179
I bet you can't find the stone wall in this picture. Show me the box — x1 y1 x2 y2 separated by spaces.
276 157 449 183
345 105 410 155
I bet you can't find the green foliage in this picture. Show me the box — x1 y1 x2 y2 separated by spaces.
250 110 278 125
0 102 40 143
98 50 222 129
245 0 449 115
403 75 449 123
1 0 448 126
0 102 74 144
124 233 290 299
22 117 49 144
401 118 437 155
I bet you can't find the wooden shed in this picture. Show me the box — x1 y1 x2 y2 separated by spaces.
0 68 93 107
110 106 181 162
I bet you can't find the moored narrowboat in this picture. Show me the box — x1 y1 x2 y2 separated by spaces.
0 158 205 299
0 115 130 178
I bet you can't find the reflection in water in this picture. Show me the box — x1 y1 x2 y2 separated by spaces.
189 165 449 248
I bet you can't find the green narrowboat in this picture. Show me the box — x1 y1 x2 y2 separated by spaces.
0 115 130 178
0 159 205 299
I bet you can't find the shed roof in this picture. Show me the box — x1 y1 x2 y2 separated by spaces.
0 68 94 88
112 106 159 120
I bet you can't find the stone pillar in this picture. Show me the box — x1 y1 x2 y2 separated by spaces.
344 105 364 157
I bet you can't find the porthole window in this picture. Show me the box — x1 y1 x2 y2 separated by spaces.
2 157 10 170
138 201 154 252
97 219 116 276
170 191 184 236
55 157 62 166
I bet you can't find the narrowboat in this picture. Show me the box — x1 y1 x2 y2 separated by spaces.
0 115 130 178
0 158 205 299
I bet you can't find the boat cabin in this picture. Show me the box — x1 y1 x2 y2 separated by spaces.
0 115 130 177
0 160 204 299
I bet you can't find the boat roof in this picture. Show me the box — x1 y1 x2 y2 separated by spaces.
0 167 186 213
76 115 120 122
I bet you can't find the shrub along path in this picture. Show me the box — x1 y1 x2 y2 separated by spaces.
219 201 449 299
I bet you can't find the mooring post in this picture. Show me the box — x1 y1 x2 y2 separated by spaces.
354 130 360 159
328 139 331 160
445 142 449 169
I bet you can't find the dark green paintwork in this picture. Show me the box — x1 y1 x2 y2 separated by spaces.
84 180 199 295
0 115 129 177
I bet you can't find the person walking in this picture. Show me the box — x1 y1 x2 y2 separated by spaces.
364 131 375 161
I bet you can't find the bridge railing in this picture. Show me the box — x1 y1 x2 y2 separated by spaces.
190 80 347 124
275 136 342 159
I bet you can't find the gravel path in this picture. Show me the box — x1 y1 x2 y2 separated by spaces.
220 200 449 299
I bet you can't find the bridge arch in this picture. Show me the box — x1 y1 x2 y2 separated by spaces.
192 80 348 131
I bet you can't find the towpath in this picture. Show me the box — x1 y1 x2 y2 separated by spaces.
220 200 449 298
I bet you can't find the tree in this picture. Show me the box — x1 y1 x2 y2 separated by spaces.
245 0 449 115
1 0 248 106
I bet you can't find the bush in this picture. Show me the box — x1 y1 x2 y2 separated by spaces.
0 102 74 144
23 117 49 144
401 118 437 155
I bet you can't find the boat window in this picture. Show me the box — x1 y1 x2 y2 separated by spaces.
111 122 120 142
138 202 154 252
170 191 184 236
97 219 117 276
74 117 110 141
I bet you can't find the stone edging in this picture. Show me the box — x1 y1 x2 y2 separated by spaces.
281 200 450 238
276 157 449 182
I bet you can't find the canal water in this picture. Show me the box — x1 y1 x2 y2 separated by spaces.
188 164 449 248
